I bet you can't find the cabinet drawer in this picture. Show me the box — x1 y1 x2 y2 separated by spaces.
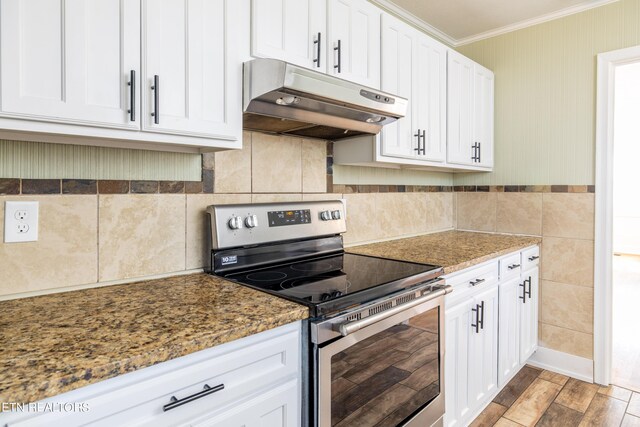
6 323 300 427
499 252 522 279
445 261 499 306
521 246 540 271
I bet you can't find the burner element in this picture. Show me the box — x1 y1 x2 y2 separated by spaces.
290 261 335 273
246 271 288 282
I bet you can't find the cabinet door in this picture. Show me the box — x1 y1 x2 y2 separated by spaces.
251 0 326 72
498 276 521 387
143 0 242 141
0 0 140 129
473 64 494 168
379 14 416 159
468 285 499 410
519 268 539 364
444 299 474 427
327 0 380 88
446 51 474 166
414 33 447 163
192 380 298 427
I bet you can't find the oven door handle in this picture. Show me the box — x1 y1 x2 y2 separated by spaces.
334 286 451 337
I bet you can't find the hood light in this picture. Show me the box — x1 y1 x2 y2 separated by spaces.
366 116 385 123
276 96 300 106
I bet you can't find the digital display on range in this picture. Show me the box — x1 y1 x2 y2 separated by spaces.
268 209 311 227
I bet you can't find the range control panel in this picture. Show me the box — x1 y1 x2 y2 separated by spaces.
207 200 347 250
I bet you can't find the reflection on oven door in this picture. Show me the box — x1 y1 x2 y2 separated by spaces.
329 307 441 426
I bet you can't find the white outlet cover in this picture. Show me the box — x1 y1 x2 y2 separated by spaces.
4 201 39 243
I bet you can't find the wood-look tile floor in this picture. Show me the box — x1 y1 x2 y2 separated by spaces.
471 366 640 427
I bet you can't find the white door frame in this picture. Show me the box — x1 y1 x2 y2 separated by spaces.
594 45 640 385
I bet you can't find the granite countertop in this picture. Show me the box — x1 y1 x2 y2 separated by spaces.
347 230 541 275
0 274 308 405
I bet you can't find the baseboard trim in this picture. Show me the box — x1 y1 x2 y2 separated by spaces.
527 346 594 383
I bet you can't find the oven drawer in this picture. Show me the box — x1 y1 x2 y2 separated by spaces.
522 246 540 271
444 261 499 306
4 323 300 427
499 252 522 279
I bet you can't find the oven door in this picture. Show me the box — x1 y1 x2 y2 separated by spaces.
316 293 445 427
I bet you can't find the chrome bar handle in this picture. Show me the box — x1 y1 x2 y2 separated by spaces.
471 304 480 333
335 286 450 337
334 40 341 73
127 70 136 122
479 300 485 330
420 129 426 155
151 75 159 124
528 255 540 261
525 276 532 299
163 383 224 412
469 278 485 287
414 129 422 153
519 281 526 302
508 264 521 270
478 142 481 163
313 32 321 68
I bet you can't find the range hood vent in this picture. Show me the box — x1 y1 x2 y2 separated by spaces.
243 59 407 140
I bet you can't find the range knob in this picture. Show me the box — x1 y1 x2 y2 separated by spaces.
245 214 258 228
228 216 243 230
331 210 341 220
320 210 332 221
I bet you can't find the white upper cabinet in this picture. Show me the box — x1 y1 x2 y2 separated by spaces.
0 0 141 129
447 50 494 168
414 32 447 163
251 0 326 72
143 0 242 140
326 0 380 88
380 14 415 159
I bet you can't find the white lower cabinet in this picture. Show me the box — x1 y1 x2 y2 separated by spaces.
1 322 302 427
444 246 539 427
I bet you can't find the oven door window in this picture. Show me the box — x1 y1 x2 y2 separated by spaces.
328 307 441 426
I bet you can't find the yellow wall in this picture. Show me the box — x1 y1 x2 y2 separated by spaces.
456 0 640 185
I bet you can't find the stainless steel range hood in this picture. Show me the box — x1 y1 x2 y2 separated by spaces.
243 59 407 140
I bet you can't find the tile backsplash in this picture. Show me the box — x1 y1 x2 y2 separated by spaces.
0 132 456 299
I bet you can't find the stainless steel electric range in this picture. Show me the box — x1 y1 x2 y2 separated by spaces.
206 200 451 427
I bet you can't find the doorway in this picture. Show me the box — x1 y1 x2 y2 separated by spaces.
611 61 640 391
595 46 640 386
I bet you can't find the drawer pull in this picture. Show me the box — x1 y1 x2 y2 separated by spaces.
163 383 224 412
469 278 485 286
507 264 521 270
528 255 540 261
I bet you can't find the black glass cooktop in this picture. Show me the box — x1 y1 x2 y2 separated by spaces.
220 253 442 317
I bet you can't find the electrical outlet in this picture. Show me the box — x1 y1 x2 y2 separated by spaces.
4 201 39 243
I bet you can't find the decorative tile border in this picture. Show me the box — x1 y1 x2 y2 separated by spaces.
453 185 595 193
0 178 212 195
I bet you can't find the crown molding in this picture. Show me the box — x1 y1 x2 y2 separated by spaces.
369 0 620 47
455 0 620 46
368 0 457 47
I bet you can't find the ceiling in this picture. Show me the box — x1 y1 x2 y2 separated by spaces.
380 0 616 44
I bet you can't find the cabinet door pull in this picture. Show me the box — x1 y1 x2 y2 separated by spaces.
471 304 480 333
414 129 422 153
151 75 160 124
528 255 540 261
334 40 341 73
469 278 485 286
127 70 136 122
525 276 532 299
313 32 321 68
163 383 224 412
471 142 479 162
479 300 485 330
508 264 521 270
478 142 481 163
519 282 526 302
420 129 426 155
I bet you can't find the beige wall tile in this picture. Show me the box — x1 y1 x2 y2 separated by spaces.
185 194 252 270
302 193 344 201
0 196 98 296
540 280 593 334
343 193 377 245
543 193 594 240
426 192 455 232
98 195 186 282
456 192 497 232
539 322 593 359
496 193 543 236
251 133 302 193
302 139 327 193
541 237 594 287
251 194 303 203
378 193 428 238
214 131 252 193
